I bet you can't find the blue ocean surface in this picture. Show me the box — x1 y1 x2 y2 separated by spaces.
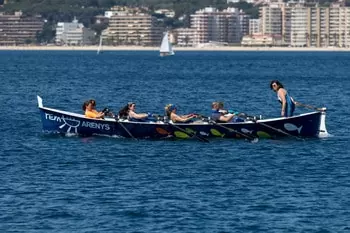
0 50 349 232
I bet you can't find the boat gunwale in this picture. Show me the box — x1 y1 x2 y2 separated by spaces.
39 106 322 126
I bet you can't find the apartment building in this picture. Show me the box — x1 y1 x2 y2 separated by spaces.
249 19 261 34
282 5 350 47
154 9 175 18
106 12 163 46
329 6 350 47
55 18 95 45
190 7 248 45
0 11 44 45
240 10 251 37
288 7 309 46
260 5 283 36
241 34 283 46
173 28 196 47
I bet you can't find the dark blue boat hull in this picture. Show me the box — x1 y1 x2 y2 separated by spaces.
39 106 325 139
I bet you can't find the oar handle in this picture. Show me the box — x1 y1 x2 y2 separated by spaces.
296 102 326 112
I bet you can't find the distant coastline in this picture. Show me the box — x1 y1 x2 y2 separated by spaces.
0 45 350 52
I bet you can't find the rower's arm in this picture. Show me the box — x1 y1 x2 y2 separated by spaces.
219 114 234 122
129 111 148 119
172 114 195 123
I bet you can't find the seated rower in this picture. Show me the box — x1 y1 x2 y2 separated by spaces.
83 99 105 119
211 101 244 123
165 104 197 123
118 102 152 121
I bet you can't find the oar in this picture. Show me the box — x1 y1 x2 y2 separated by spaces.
255 121 304 141
195 114 258 142
117 120 137 140
237 114 304 140
168 122 210 143
208 120 258 143
296 102 326 112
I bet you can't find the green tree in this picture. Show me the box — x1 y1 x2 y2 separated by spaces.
36 22 56 43
25 38 32 44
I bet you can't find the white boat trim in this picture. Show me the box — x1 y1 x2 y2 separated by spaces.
318 110 329 137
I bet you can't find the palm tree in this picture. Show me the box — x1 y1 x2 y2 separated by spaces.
335 33 339 47
184 35 190 47
136 30 141 45
106 36 113 46
324 34 328 47
293 32 297 47
304 32 310 47
314 34 318 47
341 32 345 47
125 34 129 45
330 33 335 46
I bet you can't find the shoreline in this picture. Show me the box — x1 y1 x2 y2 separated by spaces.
0 45 349 52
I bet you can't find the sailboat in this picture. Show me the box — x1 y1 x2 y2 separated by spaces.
97 35 103 55
160 32 174 57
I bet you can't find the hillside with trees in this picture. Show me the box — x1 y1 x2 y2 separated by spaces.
0 0 259 43
1 0 259 25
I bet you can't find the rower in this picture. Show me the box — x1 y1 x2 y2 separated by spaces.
165 104 197 123
211 101 244 123
83 99 105 119
118 102 153 122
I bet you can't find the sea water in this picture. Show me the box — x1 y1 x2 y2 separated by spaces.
0 50 349 232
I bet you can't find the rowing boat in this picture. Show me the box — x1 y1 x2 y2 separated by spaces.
37 96 328 140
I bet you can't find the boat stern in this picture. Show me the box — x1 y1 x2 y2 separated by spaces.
317 108 329 138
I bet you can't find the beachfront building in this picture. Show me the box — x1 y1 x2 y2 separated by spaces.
289 6 309 47
105 8 162 46
154 9 175 18
190 7 249 45
55 18 95 45
240 10 251 37
173 28 196 47
259 2 350 47
282 5 350 47
249 19 261 35
0 11 44 46
329 6 350 47
260 5 283 36
241 34 283 46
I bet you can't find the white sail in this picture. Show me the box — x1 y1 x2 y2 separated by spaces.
97 36 103 55
160 32 174 56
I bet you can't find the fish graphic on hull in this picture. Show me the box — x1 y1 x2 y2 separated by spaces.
241 128 253 134
284 123 303 134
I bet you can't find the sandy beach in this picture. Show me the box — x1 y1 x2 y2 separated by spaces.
0 45 350 51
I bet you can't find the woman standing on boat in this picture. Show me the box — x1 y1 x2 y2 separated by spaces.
270 80 299 117
118 102 151 121
165 104 197 123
